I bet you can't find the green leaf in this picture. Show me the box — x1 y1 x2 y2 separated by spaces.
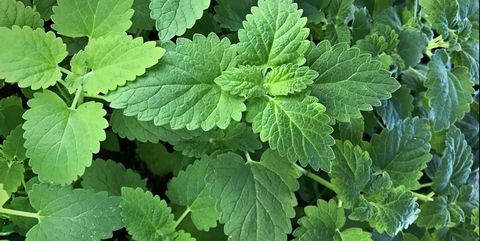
8 197 38 235
167 157 220 231
330 140 372 208
425 49 474 131
107 34 245 131
307 40 400 122
68 34 164 95
23 90 108 184
129 0 155 32
325 0 354 23
0 159 24 195
247 96 334 171
51 0 134 38
121 187 180 241
376 86 414 129
431 126 473 193
452 40 479 84
208 151 300 241
415 195 451 228
214 65 266 98
332 116 365 145
137 143 193 176
32 0 56 21
325 24 352 44
237 0 310 66
369 118 432 189
150 0 210 42
397 28 428 68
0 0 43 28
0 184 9 206
2 124 27 161
0 26 67 89
214 0 257 31
81 159 146 196
473 208 479 235
263 64 318 96
419 0 459 38
26 184 122 241
337 228 372 241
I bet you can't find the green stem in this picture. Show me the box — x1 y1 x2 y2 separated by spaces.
412 192 434 202
83 94 105 100
174 207 191 229
0 207 39 219
70 85 83 109
245 152 255 164
59 66 73 76
55 84 70 102
418 182 433 189
413 0 418 26
295 164 336 192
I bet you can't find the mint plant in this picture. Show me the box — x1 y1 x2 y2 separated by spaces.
0 0 478 240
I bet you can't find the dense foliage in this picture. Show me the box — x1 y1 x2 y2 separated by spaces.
0 0 478 240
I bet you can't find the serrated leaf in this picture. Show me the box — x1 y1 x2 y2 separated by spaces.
107 34 245 131
26 184 122 241
0 159 24 195
0 184 9 206
214 0 257 31
419 0 459 38
150 0 210 42
264 64 318 96
32 0 56 21
415 195 451 228
81 159 146 196
456 100 478 164
129 0 155 32
167 157 220 231
452 40 479 84
325 24 352 44
337 228 372 241
23 90 108 184
432 126 473 193
208 151 300 241
2 124 26 161
330 140 372 208
0 26 67 89
0 0 43 28
473 208 479 235
397 28 428 68
307 40 400 122
68 34 164 95
376 86 414 129
237 0 310 66
247 96 334 171
51 0 134 38
332 116 365 145
214 65 266 98
425 49 474 131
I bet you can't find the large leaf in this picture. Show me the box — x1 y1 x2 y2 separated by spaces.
307 40 400 122
23 91 108 184
0 26 67 89
107 33 245 131
247 96 334 171
0 0 43 28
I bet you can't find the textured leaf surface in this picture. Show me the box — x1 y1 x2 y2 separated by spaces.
214 0 257 31
2 124 26 161
376 86 414 129
23 91 108 184
0 96 25 137
0 0 43 28
51 0 134 38
208 151 299 241
452 40 479 84
26 184 122 241
150 0 210 42
0 26 67 89
416 196 451 228
68 34 164 95
0 159 24 195
419 0 459 38
247 96 334 171
425 50 474 131
369 118 432 189
307 40 400 122
214 65 265 98
263 64 318 96
107 34 245 131
397 29 428 68
237 0 310 66
81 159 146 196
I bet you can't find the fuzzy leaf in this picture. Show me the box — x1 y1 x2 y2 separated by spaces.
0 0 43 28
419 0 459 38
397 28 428 68
263 64 318 96
214 65 266 98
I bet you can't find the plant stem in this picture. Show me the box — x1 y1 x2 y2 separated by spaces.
418 182 433 189
412 192 434 202
59 66 73 76
0 207 39 219
174 207 191 229
294 164 336 192
70 85 83 109
83 94 105 100
55 84 70 102
245 152 255 164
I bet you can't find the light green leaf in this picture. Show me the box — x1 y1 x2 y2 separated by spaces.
167 157 220 231
264 64 318 96
369 118 432 189
0 26 67 89
337 228 372 241
432 126 473 193
376 86 414 129
81 159 146 196
425 49 474 131
473 208 479 235
0 159 24 195
0 0 43 28
208 151 300 241
214 0 257 31
51 0 134 38
325 24 352 44
107 34 245 131
307 40 400 122
419 0 459 38
68 34 164 95
26 184 122 241
0 184 9 206
247 96 334 171
214 65 266 98
23 90 108 184
237 0 310 66
330 140 372 208
150 0 210 42
2 124 26 161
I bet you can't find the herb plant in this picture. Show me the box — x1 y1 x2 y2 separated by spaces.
0 0 478 240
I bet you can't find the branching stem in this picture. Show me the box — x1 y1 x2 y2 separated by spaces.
412 192 434 202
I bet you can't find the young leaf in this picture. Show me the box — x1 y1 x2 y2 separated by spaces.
0 26 67 89
0 184 9 206
107 34 246 131
307 40 400 122
425 49 474 131
369 118 432 189
247 96 334 171
0 0 43 28
0 96 25 137
2 124 27 161
208 151 300 241
0 158 24 195
214 65 266 98
26 184 122 241
23 91 108 184
51 0 134 38
68 34 164 95
81 159 147 196
237 0 310 66
150 0 210 42
263 64 318 96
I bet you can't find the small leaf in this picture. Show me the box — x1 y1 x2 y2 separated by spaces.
0 159 24 195
397 28 428 68
2 125 26 161
0 96 25 137
264 64 318 96
214 65 266 98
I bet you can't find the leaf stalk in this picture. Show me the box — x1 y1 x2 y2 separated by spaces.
0 207 39 219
